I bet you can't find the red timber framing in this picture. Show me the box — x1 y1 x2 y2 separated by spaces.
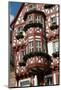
10 3 59 87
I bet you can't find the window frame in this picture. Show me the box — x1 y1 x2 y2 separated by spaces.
16 27 23 35
53 41 59 53
44 74 53 85
28 41 34 53
36 40 42 52
51 16 57 25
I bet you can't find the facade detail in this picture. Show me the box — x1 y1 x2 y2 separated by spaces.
10 3 59 87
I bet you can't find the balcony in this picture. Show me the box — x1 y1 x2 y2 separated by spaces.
44 4 55 9
23 10 46 21
23 51 51 72
26 57 50 70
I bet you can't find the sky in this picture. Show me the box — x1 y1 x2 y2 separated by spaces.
9 2 22 23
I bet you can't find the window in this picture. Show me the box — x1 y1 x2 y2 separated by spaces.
22 51 26 56
28 4 36 11
19 78 31 87
29 41 33 52
16 29 20 35
20 52 23 61
20 80 30 87
43 39 47 52
26 46 28 54
28 15 34 24
28 15 32 20
45 77 52 85
38 16 43 23
44 74 53 85
51 16 57 25
53 41 59 53
36 40 42 51
16 27 23 35
20 51 26 61
35 15 43 24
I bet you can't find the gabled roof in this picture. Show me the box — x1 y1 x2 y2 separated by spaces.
10 3 25 29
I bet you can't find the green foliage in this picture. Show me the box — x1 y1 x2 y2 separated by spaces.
23 51 51 62
16 32 24 40
23 23 42 32
52 52 59 58
50 24 59 30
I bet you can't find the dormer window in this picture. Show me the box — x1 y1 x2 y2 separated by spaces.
28 4 36 11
